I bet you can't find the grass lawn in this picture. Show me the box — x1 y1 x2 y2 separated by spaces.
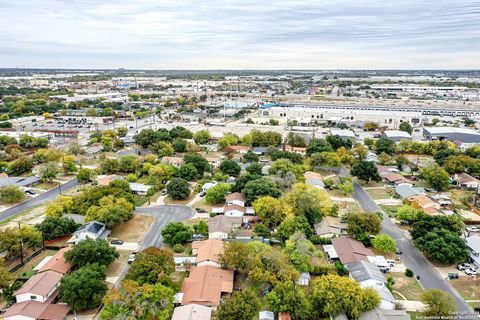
35 182 57 191
191 199 214 212
326 189 352 198
366 188 394 200
380 205 402 217
362 181 385 188
450 277 480 300
408 311 421 320
111 214 155 243
164 193 197 205
389 272 423 300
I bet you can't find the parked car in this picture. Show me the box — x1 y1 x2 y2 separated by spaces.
110 239 124 245
465 268 477 276
395 248 402 255
467 226 479 233
457 262 471 271
386 259 396 267
448 272 459 279
128 252 137 264
160 190 167 196
199 191 206 197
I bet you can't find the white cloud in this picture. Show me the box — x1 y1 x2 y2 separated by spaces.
0 0 479 68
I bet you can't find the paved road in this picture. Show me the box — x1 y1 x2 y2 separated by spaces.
0 179 78 222
352 180 475 316
113 205 195 289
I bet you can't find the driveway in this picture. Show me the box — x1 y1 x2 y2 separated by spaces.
352 180 475 315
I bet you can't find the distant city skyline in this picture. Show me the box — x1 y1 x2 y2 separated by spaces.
1 0 479 69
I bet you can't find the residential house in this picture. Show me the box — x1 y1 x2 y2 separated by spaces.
251 147 269 155
284 145 307 156
84 145 102 156
208 216 243 239
199 144 219 152
453 172 480 190
334 309 410 320
383 172 413 186
205 156 221 168
0 176 40 188
172 304 212 320
366 152 379 163
297 272 311 286
96 174 121 186
314 216 348 238
395 183 425 199
224 145 249 154
14 271 63 303
330 129 356 141
279 313 292 320
346 261 396 310
259 311 275 320
129 182 151 195
322 244 339 261
408 194 441 216
223 205 246 217
37 248 72 275
191 239 224 268
67 221 110 244
3 301 70 320
225 193 246 207
181 265 234 308
331 236 374 265
202 181 218 192
160 156 184 167
466 236 480 268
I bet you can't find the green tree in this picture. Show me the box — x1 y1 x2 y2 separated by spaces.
218 133 240 150
311 152 341 167
283 232 318 272
347 211 382 242
284 183 334 225
306 138 333 156
205 183 230 204
252 196 290 227
221 242 252 273
193 220 208 236
326 135 353 150
7 156 34 175
161 222 193 245
85 196 134 228
59 263 108 311
243 178 281 204
166 178 190 200
399 122 413 134
36 216 78 239
266 282 312 319
375 138 396 155
0 185 25 205
422 164 450 191
277 214 313 241
125 247 174 285
118 155 140 173
172 138 187 152
217 291 260 320
64 238 119 267
286 132 307 147
246 162 262 175
99 158 119 174
396 205 423 223
183 154 209 175
421 289 456 318
193 130 211 144
310 274 380 319
372 234 396 254
350 160 381 183
77 168 97 184
101 280 174 320
338 177 354 195
242 151 259 163
38 162 59 182
220 159 241 176
177 163 199 181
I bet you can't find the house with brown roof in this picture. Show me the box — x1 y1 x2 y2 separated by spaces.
14 271 63 303
331 236 374 265
408 194 442 216
208 216 243 239
453 172 480 190
223 204 247 217
192 239 224 268
160 156 184 167
224 145 250 154
181 265 234 308
3 300 70 320
383 172 413 185
205 156 221 168
172 304 212 320
225 192 246 207
37 248 72 275
284 145 307 156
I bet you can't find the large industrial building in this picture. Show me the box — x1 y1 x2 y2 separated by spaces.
423 127 480 143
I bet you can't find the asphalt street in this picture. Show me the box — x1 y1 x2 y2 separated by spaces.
0 179 78 222
113 205 195 289
352 180 475 316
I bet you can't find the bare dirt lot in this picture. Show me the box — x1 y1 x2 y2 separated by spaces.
110 214 155 243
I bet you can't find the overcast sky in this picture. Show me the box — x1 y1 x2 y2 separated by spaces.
1 0 479 69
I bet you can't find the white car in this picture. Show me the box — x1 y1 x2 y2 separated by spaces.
465 268 478 276
386 259 396 267
128 252 137 264
467 226 479 233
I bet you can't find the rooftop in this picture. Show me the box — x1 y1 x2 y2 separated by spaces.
3 301 70 320
193 239 224 264
38 248 72 275
208 215 243 234
172 304 212 320
331 236 374 264
15 270 63 297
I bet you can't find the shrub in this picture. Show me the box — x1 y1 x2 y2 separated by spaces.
173 244 184 253
405 268 414 277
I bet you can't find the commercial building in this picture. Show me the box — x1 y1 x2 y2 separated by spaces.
382 130 412 142
423 127 480 143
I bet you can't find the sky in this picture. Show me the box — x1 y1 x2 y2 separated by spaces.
0 0 480 69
